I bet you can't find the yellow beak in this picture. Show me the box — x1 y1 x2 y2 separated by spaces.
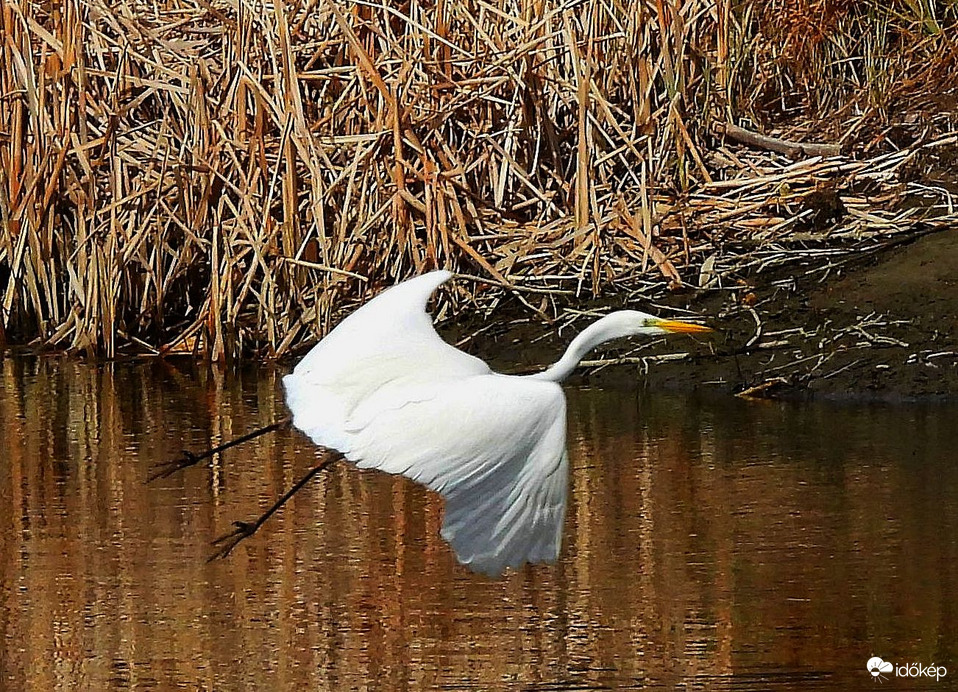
652 318 713 334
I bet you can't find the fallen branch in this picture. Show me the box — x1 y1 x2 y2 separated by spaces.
736 377 791 399
714 122 842 159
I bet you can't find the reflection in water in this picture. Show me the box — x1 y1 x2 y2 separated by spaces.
1 356 957 690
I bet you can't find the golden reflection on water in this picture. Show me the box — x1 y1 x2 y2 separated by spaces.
1 356 957 690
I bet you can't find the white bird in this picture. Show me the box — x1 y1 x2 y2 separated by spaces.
281 270 711 576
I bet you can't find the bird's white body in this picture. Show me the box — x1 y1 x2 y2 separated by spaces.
283 270 708 576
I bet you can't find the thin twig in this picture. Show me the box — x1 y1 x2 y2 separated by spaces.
713 122 842 158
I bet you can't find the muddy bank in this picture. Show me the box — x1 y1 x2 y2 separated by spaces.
454 227 958 401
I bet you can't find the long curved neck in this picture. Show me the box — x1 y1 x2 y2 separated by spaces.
527 315 632 383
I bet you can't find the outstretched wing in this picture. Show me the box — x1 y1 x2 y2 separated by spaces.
283 270 490 453
283 271 570 575
341 375 569 576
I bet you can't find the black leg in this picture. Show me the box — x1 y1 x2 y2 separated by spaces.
149 416 292 481
207 451 343 561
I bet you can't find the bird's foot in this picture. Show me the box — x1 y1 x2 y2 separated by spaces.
207 521 258 561
148 450 201 482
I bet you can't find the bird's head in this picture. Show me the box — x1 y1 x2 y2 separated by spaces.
600 310 713 338
518 308 713 382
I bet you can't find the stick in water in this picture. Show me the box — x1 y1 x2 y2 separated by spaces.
149 416 293 481
208 451 343 561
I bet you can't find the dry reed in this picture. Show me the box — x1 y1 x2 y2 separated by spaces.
1 0 956 358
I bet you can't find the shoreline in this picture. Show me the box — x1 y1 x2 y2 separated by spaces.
3 227 954 403
455 227 958 402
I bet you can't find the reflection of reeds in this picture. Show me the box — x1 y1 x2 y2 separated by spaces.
1 1 956 358
2 363 958 688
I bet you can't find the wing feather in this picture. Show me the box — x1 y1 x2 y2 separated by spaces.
283 270 489 454
345 375 568 576
283 271 570 575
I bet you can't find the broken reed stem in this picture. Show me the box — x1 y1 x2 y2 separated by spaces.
0 0 956 358
713 123 843 159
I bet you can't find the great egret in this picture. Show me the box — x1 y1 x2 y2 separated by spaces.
157 270 711 575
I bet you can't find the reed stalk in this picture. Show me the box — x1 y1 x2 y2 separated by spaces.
1 0 955 358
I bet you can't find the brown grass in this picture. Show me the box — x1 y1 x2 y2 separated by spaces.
1 0 956 358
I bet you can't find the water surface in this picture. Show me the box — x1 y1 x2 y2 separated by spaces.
1 357 956 690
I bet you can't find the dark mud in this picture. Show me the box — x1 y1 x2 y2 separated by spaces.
454 227 958 401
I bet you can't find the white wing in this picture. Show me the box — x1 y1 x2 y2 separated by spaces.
283 271 570 575
283 270 489 453
346 375 568 576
